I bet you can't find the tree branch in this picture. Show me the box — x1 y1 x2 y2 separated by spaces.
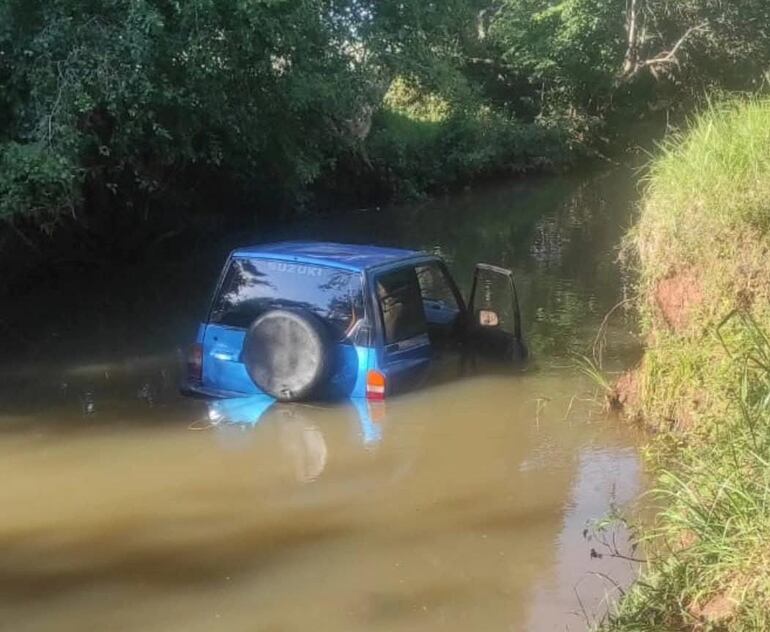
465 56 518 71
618 21 709 83
640 22 709 68
622 0 641 77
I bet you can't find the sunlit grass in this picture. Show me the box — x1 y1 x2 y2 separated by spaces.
607 316 770 631
624 96 770 429
606 98 770 630
630 96 770 284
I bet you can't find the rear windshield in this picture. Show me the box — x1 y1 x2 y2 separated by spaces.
209 258 364 339
375 267 427 344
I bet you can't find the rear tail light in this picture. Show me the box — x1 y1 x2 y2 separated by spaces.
187 343 203 384
366 369 386 400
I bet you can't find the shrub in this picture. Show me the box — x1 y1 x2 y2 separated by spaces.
365 103 576 200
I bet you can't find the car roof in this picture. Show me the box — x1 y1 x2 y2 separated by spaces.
230 241 427 272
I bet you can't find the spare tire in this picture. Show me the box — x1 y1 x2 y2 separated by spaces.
242 309 331 401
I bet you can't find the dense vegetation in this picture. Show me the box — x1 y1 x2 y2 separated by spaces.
606 99 770 630
1 0 769 245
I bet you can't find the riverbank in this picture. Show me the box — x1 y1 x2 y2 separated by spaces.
606 98 770 630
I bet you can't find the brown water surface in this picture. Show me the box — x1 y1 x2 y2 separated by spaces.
0 169 644 631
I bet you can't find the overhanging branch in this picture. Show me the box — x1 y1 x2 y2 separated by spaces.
619 21 709 83
641 22 709 68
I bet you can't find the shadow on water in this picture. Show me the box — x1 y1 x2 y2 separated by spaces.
0 167 645 632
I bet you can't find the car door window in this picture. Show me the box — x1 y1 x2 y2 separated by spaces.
416 263 460 312
375 267 427 344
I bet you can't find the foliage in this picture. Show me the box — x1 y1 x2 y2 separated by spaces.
489 0 625 112
624 0 770 90
0 0 373 223
606 98 770 630
365 104 576 200
485 0 770 115
0 142 78 223
382 77 452 123
0 0 769 230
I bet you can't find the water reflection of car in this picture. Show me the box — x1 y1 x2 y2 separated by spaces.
182 241 526 402
209 396 388 482
209 395 384 446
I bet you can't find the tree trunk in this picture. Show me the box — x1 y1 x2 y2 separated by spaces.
622 0 641 78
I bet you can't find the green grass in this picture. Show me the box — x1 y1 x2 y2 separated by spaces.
605 98 770 630
623 97 770 428
607 315 770 630
633 97 770 284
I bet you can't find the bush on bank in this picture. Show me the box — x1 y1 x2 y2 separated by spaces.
310 76 591 211
606 98 770 630
364 106 581 201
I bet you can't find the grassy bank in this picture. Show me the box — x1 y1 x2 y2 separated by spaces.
606 98 770 630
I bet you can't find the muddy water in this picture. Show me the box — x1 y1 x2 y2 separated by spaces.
0 169 644 631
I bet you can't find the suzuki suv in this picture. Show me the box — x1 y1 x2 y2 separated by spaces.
182 241 526 401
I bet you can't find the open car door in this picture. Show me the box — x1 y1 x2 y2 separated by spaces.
466 263 528 362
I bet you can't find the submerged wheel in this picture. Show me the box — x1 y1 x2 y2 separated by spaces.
242 309 331 401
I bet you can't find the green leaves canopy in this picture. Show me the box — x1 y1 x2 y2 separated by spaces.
0 0 768 225
0 0 373 221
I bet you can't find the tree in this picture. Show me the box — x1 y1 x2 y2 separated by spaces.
619 0 770 88
0 0 373 224
488 0 625 113
1 0 768 233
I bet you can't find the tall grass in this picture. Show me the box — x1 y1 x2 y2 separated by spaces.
608 315 770 630
606 98 770 630
622 97 770 428
631 97 770 286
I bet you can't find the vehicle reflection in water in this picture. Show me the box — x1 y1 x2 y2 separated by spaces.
209 396 387 483
208 395 385 483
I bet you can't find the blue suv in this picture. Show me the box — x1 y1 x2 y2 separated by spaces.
182 241 525 401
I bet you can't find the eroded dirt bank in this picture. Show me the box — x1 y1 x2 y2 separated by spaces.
605 99 770 631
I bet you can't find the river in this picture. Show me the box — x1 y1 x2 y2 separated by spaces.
0 168 645 631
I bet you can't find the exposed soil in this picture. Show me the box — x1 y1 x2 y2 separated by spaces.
676 529 699 551
609 368 641 415
654 269 703 334
689 593 737 629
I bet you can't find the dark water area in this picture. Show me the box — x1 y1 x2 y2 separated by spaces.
1 169 639 383
0 168 646 631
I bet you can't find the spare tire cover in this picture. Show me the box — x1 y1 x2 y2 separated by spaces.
242 309 330 401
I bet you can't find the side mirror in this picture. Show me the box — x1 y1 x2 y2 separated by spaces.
478 309 500 328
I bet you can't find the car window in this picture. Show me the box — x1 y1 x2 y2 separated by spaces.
375 267 427 345
209 258 364 339
416 263 460 311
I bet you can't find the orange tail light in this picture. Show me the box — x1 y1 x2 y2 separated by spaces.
366 369 386 400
